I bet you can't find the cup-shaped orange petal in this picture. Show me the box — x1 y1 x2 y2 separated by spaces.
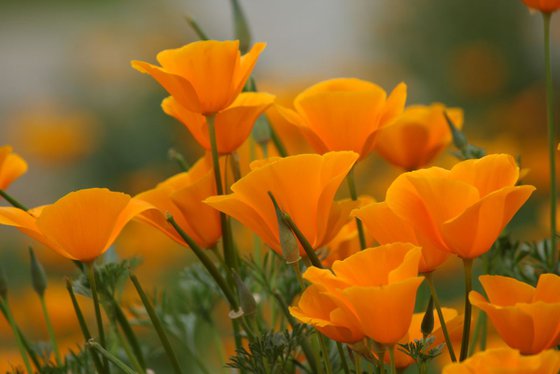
132 40 266 115
469 274 560 354
352 201 450 273
0 188 152 262
443 348 560 374
298 243 424 345
289 284 365 343
522 0 560 12
276 78 406 160
375 104 463 170
0 146 28 190
204 151 359 255
384 154 535 259
162 92 275 154
135 156 221 249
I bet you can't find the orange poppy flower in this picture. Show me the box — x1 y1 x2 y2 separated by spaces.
383 308 462 369
469 274 560 354
352 201 450 273
0 146 27 190
0 188 152 262
275 78 406 160
135 156 221 249
132 40 266 115
522 0 560 12
204 151 359 256
443 348 560 374
374 104 463 171
383 154 535 259
162 92 275 154
292 243 424 345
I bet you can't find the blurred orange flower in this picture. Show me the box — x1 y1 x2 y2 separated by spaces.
205 151 359 256
135 156 221 249
522 0 560 12
352 201 450 273
275 78 406 160
162 92 275 154
443 348 560 374
0 146 27 190
132 40 266 115
383 154 535 259
291 243 424 345
0 188 151 262
374 104 463 170
469 274 560 354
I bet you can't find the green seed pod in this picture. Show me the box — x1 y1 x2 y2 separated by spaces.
421 296 435 338
29 247 47 296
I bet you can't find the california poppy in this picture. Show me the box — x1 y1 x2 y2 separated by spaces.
383 154 535 259
374 104 463 170
135 156 221 249
0 188 151 262
132 40 266 115
162 92 275 154
469 274 560 354
204 151 359 255
292 243 424 345
275 78 406 160
443 348 560 374
0 146 27 190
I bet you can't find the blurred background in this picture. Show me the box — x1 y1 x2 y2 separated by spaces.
0 0 557 371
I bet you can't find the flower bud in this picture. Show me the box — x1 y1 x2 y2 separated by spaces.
268 191 300 264
421 296 435 338
232 270 257 317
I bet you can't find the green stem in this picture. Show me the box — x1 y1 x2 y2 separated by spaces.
0 298 32 374
88 340 138 374
269 124 288 157
336 342 351 374
318 334 333 374
388 346 396 374
283 213 323 268
115 328 145 374
40 294 62 365
129 273 183 374
167 215 239 310
207 114 237 271
87 263 109 372
292 262 305 290
459 259 474 361
111 296 146 370
543 12 558 270
0 189 28 211
230 151 242 182
353 352 361 374
424 273 457 362
65 278 105 373
346 168 367 250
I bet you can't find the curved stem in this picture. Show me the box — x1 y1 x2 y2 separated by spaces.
424 273 457 362
459 259 474 361
1 298 32 374
0 190 28 211
346 168 367 250
87 263 109 372
88 340 138 374
40 294 62 365
543 12 558 269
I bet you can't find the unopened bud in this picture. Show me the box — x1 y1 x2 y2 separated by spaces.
29 247 47 296
232 270 257 317
268 191 300 264
421 296 435 338
444 111 467 150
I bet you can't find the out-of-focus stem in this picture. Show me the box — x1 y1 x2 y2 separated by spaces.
425 272 457 362
39 294 62 365
460 259 474 361
87 263 109 372
0 298 32 373
346 168 367 250
0 189 28 211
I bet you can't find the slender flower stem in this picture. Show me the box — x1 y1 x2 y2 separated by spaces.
129 273 183 374
336 342 351 374
87 262 109 372
0 301 41 370
115 330 146 374
167 215 239 309
353 352 361 374
282 212 324 268
292 262 305 290
111 295 146 370
460 259 474 361
88 340 138 374
318 334 333 374
543 12 558 269
269 125 288 157
65 278 105 373
346 168 367 250
0 298 32 374
39 294 62 365
0 190 28 211
207 114 237 270
388 346 397 374
424 273 457 362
